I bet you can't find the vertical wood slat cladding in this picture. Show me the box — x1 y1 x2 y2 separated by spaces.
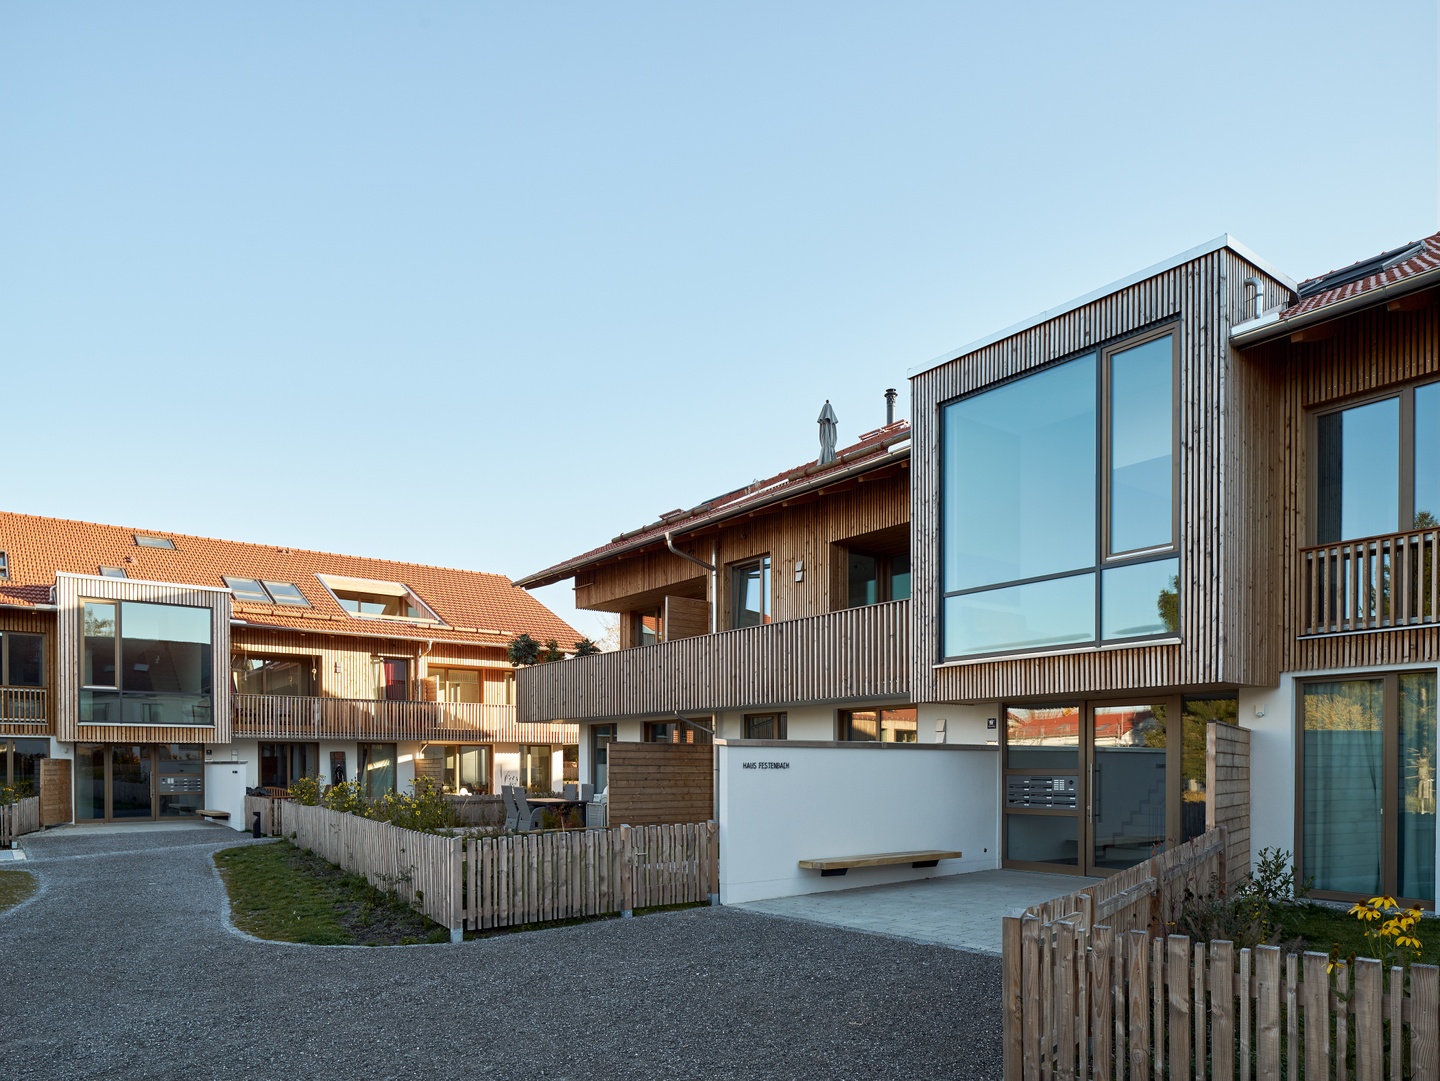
1262 293 1440 671
574 468 909 623
54 574 233 744
517 599 910 723
910 251 1291 704
0 608 56 732
606 742 713 826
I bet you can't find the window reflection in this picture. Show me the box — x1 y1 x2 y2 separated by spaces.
945 574 1095 657
1110 336 1174 554
1316 398 1400 543
1101 558 1179 640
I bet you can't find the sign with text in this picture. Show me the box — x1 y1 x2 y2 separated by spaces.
741 761 790 770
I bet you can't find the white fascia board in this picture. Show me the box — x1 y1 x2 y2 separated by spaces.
906 234 1298 380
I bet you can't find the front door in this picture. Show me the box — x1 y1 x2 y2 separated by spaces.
1002 697 1180 876
75 744 204 822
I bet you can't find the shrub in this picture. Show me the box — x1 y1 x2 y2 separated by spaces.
288 775 322 806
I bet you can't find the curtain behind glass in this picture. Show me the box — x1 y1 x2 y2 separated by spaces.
1304 680 1384 894
1398 672 1437 901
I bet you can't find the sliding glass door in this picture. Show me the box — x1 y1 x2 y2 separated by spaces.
1301 673 1436 906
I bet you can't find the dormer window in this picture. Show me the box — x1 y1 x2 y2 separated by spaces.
134 535 175 550
315 574 440 623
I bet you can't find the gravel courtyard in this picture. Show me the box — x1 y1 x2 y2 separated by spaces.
1 826 1003 1080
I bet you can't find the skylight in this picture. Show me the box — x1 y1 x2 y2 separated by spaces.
99 566 128 579
223 577 271 603
134 535 175 549
263 581 311 607
0 551 7 580
315 573 440 623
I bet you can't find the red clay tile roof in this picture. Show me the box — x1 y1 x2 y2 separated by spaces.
0 510 580 648
516 421 911 589
1281 231 1440 321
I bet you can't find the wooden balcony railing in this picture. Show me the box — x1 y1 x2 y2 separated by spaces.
232 695 575 745
518 599 910 723
1299 527 1440 636
0 687 49 734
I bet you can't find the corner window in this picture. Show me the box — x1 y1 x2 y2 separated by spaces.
1314 379 1440 543
79 600 213 727
940 329 1178 658
1 632 44 688
744 712 786 739
839 707 917 742
317 574 438 622
729 557 771 629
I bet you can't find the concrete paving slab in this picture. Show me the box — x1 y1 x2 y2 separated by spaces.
734 869 1099 954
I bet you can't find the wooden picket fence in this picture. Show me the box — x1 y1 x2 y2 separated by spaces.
0 796 41 846
280 803 718 938
1002 828 1440 1079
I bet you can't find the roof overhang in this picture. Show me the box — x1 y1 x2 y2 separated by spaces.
908 234 1296 380
1231 264 1440 348
515 441 911 590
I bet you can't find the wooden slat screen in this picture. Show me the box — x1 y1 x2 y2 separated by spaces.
232 695 574 745
606 741 713 826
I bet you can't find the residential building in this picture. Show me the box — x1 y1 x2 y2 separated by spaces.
519 230 1439 911
0 511 579 826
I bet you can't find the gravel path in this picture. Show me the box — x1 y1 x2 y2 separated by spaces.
1 826 1003 1080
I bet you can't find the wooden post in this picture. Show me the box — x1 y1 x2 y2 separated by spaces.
619 824 634 918
1002 915 1023 1081
1412 964 1440 1081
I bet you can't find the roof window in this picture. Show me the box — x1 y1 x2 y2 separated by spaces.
262 581 311 607
99 566 128 579
0 551 7 580
223 577 271 603
315 573 441 623
134 535 175 550
1296 240 1427 299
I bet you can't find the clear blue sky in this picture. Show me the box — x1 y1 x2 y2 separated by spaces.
3 2 1436 639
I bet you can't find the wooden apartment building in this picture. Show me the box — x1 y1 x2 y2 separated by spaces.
518 230 1439 910
0 512 578 826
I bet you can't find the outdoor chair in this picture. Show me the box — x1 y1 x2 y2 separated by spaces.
563 783 578 800
501 786 525 831
579 783 594 802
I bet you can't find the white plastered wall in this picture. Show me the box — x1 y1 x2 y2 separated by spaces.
717 742 1001 904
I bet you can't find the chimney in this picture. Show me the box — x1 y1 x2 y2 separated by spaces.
884 388 897 425
817 400 838 465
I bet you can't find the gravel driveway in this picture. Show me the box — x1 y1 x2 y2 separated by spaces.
1 826 1003 1080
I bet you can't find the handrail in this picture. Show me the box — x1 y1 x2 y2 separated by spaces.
0 687 47 726
1299 527 1440 635
232 694 574 745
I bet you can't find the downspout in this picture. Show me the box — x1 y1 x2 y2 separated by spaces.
664 530 718 634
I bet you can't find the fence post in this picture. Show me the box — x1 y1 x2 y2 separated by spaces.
708 820 720 906
619 824 634 918
1002 915 1023 1081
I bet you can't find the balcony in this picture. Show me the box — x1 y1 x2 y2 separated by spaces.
0 687 48 735
1299 526 1440 635
233 695 575 745
518 598 910 723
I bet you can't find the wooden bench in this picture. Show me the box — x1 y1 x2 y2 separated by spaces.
798 850 962 877
197 809 231 821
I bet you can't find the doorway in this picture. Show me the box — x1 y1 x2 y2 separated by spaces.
1001 697 1180 876
75 744 204 822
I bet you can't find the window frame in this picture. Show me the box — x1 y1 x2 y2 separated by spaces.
316 574 440 623
0 631 45 689
837 706 919 743
743 712 787 739
222 577 271 603
78 599 215 728
728 555 772 629
1307 377 1440 545
938 323 1181 661
99 566 128 579
133 535 175 549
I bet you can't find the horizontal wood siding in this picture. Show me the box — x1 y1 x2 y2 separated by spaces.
54 574 233 744
1262 293 1440 671
517 599 910 723
575 467 909 624
912 251 1291 704
232 695 574 745
39 758 71 826
0 607 55 734
606 742 713 826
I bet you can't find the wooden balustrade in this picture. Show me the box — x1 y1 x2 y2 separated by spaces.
232 694 574 745
1299 527 1440 636
0 687 48 734
517 599 910 723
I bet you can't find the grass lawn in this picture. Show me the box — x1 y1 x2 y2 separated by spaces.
214 841 450 946
0 868 37 913
1280 903 1440 967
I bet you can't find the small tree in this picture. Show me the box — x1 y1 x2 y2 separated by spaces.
507 633 540 667
539 638 565 663
573 637 601 656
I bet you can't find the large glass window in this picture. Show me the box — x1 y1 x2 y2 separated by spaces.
431 666 480 703
259 742 320 788
730 557 771 628
520 745 552 793
1301 673 1435 904
233 655 315 697
79 601 213 726
444 745 490 794
371 658 409 701
0 738 47 793
1 633 44 687
358 743 397 798
591 724 616 792
940 330 1178 658
1315 379 1440 543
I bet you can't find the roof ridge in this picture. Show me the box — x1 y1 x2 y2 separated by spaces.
0 508 515 583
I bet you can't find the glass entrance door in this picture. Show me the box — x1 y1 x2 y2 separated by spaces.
1003 697 1179 876
73 744 203 822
